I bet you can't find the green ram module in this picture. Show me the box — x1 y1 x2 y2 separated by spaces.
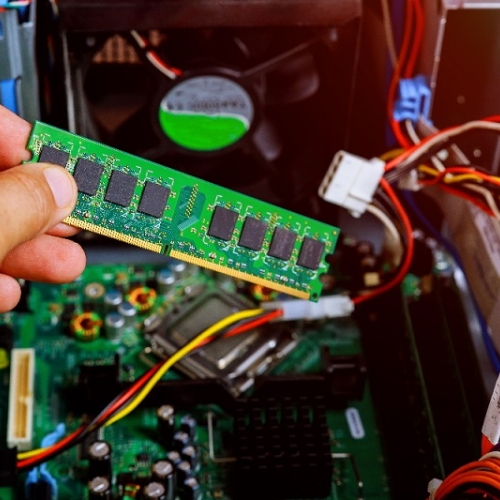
26 121 340 301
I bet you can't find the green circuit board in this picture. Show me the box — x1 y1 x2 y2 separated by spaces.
26 121 340 301
0 259 391 500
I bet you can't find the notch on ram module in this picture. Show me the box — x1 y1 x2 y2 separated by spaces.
27 121 340 301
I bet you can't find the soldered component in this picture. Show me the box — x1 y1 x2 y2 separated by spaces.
88 476 112 500
175 461 193 487
166 450 182 466
104 170 137 207
138 181 170 218
173 431 190 452
103 289 123 311
156 269 175 295
157 405 175 448
181 446 198 471
151 460 175 500
73 158 104 196
104 312 125 341
143 481 166 500
180 415 197 441
7 349 35 450
84 282 106 300
39 145 69 167
168 260 188 280
88 441 112 479
70 312 102 341
117 301 137 327
181 477 201 500
127 286 157 312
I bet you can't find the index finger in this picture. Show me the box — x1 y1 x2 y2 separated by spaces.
0 105 32 168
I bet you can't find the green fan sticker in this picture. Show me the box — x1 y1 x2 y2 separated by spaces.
158 75 254 152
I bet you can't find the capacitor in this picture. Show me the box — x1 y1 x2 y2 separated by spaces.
173 431 190 452
151 460 175 500
142 481 166 500
175 461 193 487
88 476 112 499
117 300 137 327
104 312 125 341
104 289 123 311
88 441 112 479
180 414 197 441
181 445 198 471
181 477 201 500
166 450 182 466
168 260 187 280
156 269 176 296
157 404 175 448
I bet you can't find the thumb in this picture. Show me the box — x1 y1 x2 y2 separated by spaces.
0 163 78 262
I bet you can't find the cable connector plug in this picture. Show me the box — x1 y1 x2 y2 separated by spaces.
261 295 354 321
394 75 432 124
318 151 384 217
427 478 443 500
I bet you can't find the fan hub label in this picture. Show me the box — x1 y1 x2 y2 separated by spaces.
158 75 254 152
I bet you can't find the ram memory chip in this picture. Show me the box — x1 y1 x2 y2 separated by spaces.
27 121 340 301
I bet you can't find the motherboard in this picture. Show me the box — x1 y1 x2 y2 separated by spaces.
0 251 390 500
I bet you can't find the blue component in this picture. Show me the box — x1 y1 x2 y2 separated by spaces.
393 75 432 124
0 79 18 113
24 425 65 500
0 0 8 7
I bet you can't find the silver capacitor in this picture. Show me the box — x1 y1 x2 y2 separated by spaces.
104 312 125 341
156 269 175 296
103 289 123 311
88 476 112 499
151 460 175 500
117 300 136 327
168 260 187 280
142 481 166 500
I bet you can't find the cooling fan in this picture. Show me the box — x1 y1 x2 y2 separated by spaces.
72 27 348 207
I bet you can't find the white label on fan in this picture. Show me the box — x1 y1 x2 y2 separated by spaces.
158 75 255 152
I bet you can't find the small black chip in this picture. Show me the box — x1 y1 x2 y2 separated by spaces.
138 181 170 218
104 170 137 207
208 206 238 241
268 227 297 261
297 237 325 270
39 145 69 167
73 158 104 196
238 217 267 251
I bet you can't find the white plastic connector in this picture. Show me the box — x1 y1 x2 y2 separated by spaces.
261 295 354 321
398 169 422 191
427 478 443 500
7 348 35 451
318 151 385 217
482 372 500 448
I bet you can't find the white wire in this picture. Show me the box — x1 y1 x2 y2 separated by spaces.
464 183 500 220
380 0 398 69
401 120 500 171
366 203 404 267
480 451 500 461
130 30 178 80
405 120 446 172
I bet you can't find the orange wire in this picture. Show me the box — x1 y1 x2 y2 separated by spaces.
352 179 414 305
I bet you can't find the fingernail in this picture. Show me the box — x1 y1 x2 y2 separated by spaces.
43 167 75 208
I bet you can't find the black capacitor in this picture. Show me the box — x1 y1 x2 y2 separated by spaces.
142 481 166 500
88 441 112 479
180 414 197 441
181 445 198 471
157 404 175 448
166 450 182 466
173 431 190 452
88 476 112 499
175 461 193 488
151 460 175 500
181 477 202 500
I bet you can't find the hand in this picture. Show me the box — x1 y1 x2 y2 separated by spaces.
0 105 86 312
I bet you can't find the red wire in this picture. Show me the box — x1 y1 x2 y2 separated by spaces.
404 0 424 79
352 179 414 305
18 362 164 469
196 309 284 348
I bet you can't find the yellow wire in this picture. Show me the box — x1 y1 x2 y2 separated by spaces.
443 173 484 184
417 165 439 177
379 148 405 162
104 308 264 427
18 308 264 460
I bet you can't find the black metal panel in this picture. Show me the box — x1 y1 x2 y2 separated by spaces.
57 0 361 31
